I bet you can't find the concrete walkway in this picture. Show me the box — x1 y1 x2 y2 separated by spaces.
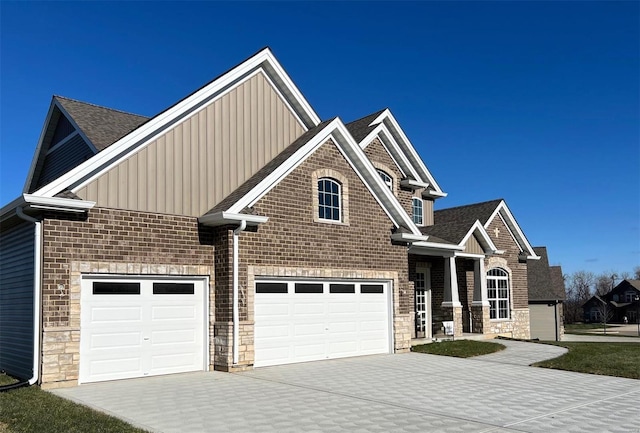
473 339 567 365
52 345 639 433
562 333 640 343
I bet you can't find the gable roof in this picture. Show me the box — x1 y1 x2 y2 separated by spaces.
200 117 425 237
345 109 446 199
549 266 567 301
528 247 565 301
29 48 321 199
419 220 498 255
435 199 539 260
56 96 149 151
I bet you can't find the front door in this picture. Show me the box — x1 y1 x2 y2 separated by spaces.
415 268 431 339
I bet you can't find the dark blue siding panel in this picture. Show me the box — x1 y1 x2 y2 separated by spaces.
36 134 94 188
0 222 35 380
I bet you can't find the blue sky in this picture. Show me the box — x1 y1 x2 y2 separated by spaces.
1 1 638 278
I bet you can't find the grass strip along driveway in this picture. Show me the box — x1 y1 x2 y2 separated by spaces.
412 339 505 357
0 375 147 433
533 341 640 379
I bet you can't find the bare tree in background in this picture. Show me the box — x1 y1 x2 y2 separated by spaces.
564 271 595 323
594 272 617 296
634 266 640 280
593 295 615 334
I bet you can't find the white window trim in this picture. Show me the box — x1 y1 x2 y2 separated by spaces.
318 177 342 222
412 197 424 226
487 268 510 320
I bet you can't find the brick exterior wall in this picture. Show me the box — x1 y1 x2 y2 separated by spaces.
39 208 215 387
363 138 429 223
216 139 413 369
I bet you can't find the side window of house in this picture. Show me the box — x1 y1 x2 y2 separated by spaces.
318 178 341 221
487 268 510 319
376 169 393 191
412 197 423 225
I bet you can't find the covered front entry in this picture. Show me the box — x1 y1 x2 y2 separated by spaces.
79 276 208 384
254 279 392 367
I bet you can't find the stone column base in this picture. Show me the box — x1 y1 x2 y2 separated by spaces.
213 321 255 371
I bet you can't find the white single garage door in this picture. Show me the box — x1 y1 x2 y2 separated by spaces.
80 277 207 384
254 279 392 367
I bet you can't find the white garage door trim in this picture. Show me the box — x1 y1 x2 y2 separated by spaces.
79 275 209 384
254 279 393 367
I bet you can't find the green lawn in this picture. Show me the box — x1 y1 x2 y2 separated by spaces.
411 340 505 357
534 342 640 379
0 375 148 433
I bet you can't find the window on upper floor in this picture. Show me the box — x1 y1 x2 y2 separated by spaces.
318 178 341 222
412 197 423 225
376 169 393 191
487 268 510 319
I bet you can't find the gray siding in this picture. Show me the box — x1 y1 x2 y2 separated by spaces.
76 72 306 217
529 303 559 341
464 234 483 254
0 222 35 380
36 134 94 188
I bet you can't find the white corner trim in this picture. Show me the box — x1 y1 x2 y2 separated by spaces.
32 48 319 198
198 212 269 226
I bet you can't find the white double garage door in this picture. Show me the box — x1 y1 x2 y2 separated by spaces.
80 276 391 383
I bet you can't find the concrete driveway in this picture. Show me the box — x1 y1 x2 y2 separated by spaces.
53 351 639 433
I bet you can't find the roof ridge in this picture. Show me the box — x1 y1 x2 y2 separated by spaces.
345 108 387 126
54 95 149 119
435 198 503 213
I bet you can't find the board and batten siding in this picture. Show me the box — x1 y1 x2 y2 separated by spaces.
464 234 484 255
0 222 36 380
76 72 306 217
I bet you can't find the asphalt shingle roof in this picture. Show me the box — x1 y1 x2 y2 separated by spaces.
345 109 386 143
419 222 471 245
528 247 565 301
56 96 149 151
434 199 503 227
205 119 335 216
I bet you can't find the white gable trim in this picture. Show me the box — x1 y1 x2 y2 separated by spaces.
457 220 499 254
227 119 422 236
31 48 320 198
485 200 539 259
357 109 446 197
23 100 57 194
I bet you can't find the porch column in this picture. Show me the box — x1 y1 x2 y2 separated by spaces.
471 258 490 334
442 256 463 336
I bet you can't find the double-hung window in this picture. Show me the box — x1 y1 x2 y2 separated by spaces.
412 198 423 225
487 268 510 319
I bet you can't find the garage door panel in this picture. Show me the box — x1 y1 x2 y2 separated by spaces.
151 305 197 320
88 331 142 349
80 277 206 384
255 280 391 367
89 306 142 323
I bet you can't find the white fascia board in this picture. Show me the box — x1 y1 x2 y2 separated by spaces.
23 100 57 193
486 200 537 258
358 126 409 178
229 119 342 213
455 252 485 259
459 220 499 253
32 48 318 198
390 232 429 243
23 194 96 211
198 212 268 227
425 190 448 198
378 110 446 196
229 119 421 236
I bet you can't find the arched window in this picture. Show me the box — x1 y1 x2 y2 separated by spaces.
487 268 510 319
412 198 423 225
318 178 341 221
376 169 393 191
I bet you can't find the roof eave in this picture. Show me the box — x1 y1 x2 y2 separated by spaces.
198 212 269 227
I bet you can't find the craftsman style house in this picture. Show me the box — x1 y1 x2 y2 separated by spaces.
0 48 539 388
583 280 640 324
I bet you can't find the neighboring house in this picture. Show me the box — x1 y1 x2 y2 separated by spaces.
527 247 565 341
583 280 640 324
0 48 540 388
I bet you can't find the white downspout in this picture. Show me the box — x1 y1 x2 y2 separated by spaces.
16 207 41 386
232 220 247 366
